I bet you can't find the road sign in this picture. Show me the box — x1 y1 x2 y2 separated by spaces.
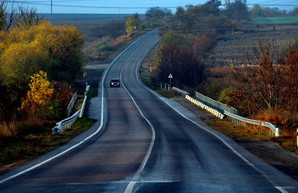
168 74 173 89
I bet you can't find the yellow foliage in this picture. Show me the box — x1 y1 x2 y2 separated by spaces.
20 70 54 113
0 42 49 83
0 20 84 84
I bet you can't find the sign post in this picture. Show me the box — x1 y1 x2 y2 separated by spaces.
168 73 173 89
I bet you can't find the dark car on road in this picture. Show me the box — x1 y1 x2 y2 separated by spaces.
110 79 121 87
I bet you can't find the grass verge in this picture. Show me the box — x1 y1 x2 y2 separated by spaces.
0 118 95 174
205 119 298 153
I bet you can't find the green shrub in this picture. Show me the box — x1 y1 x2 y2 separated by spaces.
218 87 234 104
96 43 113 52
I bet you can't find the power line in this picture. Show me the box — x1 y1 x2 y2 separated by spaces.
5 1 298 9
4 0 298 14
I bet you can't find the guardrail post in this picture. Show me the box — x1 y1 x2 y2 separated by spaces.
275 128 280 137
52 127 59 135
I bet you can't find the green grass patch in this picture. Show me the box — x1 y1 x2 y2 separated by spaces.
252 17 298 24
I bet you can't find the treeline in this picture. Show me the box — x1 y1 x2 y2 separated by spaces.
148 0 242 89
249 4 298 18
144 0 298 131
226 41 298 125
0 2 84 138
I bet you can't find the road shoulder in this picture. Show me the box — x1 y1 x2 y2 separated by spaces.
169 97 298 182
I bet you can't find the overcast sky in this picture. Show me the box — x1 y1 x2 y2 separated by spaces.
6 0 298 14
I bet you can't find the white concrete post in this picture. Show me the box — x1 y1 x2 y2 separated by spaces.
275 128 280 137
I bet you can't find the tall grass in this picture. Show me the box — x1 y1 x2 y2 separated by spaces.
0 118 95 172
0 121 16 138
253 109 298 134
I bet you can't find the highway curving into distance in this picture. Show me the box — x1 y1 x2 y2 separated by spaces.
0 30 297 193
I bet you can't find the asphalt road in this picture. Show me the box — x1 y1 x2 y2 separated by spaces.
0 30 297 193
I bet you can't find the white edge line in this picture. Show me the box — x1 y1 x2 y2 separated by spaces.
0 33 147 185
129 37 289 193
141 84 289 193
174 102 291 192
121 36 158 193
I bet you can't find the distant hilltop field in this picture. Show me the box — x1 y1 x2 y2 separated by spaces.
38 13 145 24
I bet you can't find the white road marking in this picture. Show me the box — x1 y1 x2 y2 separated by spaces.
119 35 158 193
142 85 290 193
124 32 290 193
0 33 147 185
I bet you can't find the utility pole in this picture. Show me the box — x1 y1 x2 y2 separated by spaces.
51 0 52 14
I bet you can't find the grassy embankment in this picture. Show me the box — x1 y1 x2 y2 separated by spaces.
0 118 95 173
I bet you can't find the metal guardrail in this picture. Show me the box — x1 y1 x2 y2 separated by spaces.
52 84 90 135
195 91 238 115
186 95 225 119
52 110 81 135
224 111 280 137
185 94 280 137
172 87 189 96
66 92 77 117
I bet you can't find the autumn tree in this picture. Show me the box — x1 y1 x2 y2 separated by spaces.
125 14 142 34
0 21 84 84
20 71 54 116
228 41 298 128
0 42 48 84
278 48 298 114
34 22 85 82
229 41 281 114
156 32 206 88
0 18 83 124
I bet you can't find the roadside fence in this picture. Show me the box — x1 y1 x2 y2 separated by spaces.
186 95 225 119
195 91 238 115
172 87 189 96
224 111 280 137
66 92 77 117
172 87 281 137
52 83 90 135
